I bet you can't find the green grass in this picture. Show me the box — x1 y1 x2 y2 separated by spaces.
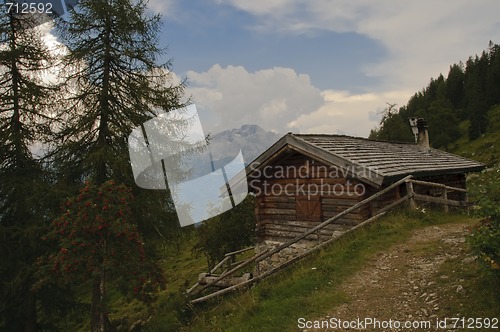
52 230 208 331
124 233 209 330
433 256 500 321
451 130 500 166
143 210 477 332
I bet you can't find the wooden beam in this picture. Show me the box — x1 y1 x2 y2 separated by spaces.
189 248 269 296
376 194 412 214
198 273 252 289
413 194 465 207
224 246 255 257
210 256 231 274
443 188 449 213
186 282 200 295
408 179 467 193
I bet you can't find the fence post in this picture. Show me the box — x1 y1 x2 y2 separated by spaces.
406 181 417 209
465 190 470 215
442 188 449 213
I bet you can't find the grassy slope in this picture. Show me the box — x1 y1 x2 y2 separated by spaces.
121 234 208 329
450 128 500 167
450 105 500 166
141 211 499 331
139 107 500 332
55 232 207 331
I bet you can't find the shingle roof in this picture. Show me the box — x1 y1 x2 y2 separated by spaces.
247 133 485 187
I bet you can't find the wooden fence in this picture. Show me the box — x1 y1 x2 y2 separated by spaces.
187 175 469 304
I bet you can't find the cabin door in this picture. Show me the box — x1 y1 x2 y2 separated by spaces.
296 195 322 221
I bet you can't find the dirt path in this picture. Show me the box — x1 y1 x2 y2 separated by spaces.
310 222 474 331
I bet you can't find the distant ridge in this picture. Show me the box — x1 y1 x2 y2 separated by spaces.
207 124 280 167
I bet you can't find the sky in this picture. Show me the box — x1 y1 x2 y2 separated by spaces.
142 0 500 138
39 0 500 138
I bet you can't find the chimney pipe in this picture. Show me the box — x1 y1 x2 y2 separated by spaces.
416 118 430 150
408 117 419 143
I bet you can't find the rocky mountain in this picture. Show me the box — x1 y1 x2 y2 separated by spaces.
187 125 281 177
207 124 281 167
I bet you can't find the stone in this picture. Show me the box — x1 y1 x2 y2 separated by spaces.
462 256 476 264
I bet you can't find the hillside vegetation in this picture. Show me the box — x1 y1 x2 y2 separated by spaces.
144 211 499 331
370 41 500 166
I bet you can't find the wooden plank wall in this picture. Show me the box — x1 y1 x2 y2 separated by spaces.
252 153 369 243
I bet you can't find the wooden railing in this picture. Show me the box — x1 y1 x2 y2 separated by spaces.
187 175 469 303
186 246 255 294
406 178 468 212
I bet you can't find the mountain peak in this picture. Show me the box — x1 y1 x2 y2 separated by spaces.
209 124 280 166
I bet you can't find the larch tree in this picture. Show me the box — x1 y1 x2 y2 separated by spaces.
46 0 186 330
0 7 59 332
51 0 185 185
51 0 185 236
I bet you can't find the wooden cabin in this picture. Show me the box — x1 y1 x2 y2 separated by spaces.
245 133 485 247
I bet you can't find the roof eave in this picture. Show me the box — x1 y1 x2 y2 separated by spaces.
243 134 384 188
288 135 384 187
381 165 486 184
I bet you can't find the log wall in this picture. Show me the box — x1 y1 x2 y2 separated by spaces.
250 152 369 245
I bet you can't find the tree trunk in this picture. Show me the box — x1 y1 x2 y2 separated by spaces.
24 289 38 332
90 273 108 332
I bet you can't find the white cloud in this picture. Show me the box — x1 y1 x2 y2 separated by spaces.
215 0 292 16
217 0 500 90
186 64 323 135
148 0 177 17
184 65 415 137
288 89 412 136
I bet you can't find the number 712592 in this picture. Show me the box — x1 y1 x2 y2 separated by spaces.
5 2 53 14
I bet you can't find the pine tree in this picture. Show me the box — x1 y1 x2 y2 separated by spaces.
445 63 465 114
48 0 186 330
50 0 186 236
51 0 185 185
465 54 489 139
0 7 58 331
193 195 256 270
369 103 413 143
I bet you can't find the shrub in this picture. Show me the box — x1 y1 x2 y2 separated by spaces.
468 166 500 271
192 195 256 270
38 181 165 329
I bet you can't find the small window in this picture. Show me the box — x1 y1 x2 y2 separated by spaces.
296 195 321 220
